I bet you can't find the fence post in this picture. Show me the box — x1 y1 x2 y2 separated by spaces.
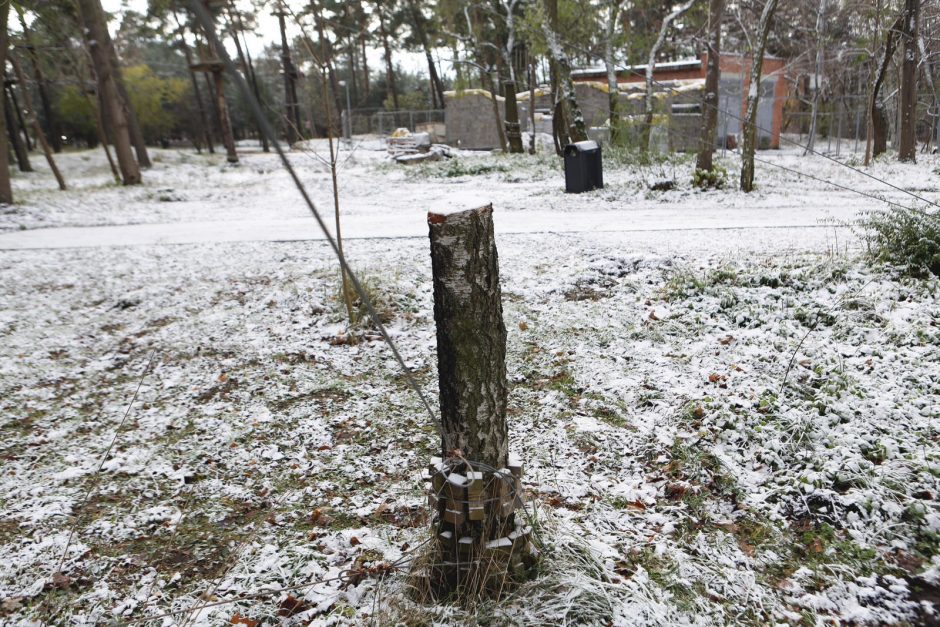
420 204 532 599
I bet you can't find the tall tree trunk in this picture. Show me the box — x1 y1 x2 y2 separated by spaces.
76 0 140 184
918 34 939 153
10 54 65 190
695 0 724 172
276 9 301 144
408 0 446 110
504 81 523 153
213 70 238 163
108 44 151 167
898 0 919 162
741 0 779 192
5 87 31 172
9 85 32 152
428 204 508 468
644 0 696 151
868 15 903 163
541 0 587 146
174 16 215 153
482 68 508 151
358 3 370 102
804 0 827 154
203 71 225 147
18 11 62 153
0 1 11 203
377 3 399 109
227 10 269 152
603 2 623 144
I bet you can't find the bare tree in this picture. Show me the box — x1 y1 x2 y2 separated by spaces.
740 0 779 192
803 0 827 154
542 0 588 149
644 0 696 151
898 0 919 161
867 14 903 164
696 0 724 173
76 0 141 185
602 0 626 144
0 1 12 203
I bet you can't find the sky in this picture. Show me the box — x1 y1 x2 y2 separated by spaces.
100 0 434 83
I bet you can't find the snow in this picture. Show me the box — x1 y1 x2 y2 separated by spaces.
1 139 939 624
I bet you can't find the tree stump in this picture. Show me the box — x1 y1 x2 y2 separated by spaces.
419 205 534 600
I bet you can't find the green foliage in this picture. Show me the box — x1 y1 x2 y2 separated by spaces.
858 207 940 277
54 87 97 146
692 166 728 190
123 65 190 144
383 90 433 111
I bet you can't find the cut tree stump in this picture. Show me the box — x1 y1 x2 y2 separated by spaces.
419 204 534 600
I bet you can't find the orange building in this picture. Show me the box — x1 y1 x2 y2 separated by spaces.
572 53 788 149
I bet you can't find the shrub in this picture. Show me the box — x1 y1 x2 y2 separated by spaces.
858 207 940 277
692 165 728 190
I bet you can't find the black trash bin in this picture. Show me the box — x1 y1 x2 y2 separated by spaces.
563 140 604 193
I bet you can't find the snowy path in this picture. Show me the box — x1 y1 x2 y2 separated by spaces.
0 205 856 251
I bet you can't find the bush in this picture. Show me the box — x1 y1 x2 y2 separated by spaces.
692 165 728 190
859 207 940 277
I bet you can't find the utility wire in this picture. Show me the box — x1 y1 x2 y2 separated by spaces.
597 61 940 210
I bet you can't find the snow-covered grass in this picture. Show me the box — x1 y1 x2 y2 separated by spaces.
0 142 938 625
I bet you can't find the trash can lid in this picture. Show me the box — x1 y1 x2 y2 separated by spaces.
564 140 599 155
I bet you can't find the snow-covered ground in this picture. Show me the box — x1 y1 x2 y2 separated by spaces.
0 140 938 625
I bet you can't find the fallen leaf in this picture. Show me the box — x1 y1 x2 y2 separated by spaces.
218 373 227 382
648 310 660 321
278 595 310 618
350 536 361 547
231 614 258 627
518 320 528 331
708 373 721 383
51 572 71 589
719 335 734 345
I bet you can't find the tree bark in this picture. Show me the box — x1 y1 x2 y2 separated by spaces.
695 0 724 172
541 0 587 146
804 0 827 155
5 87 32 172
644 0 695 151
408 0 446 110
276 9 301 144
868 14 903 163
0 1 11 203
603 1 624 144
898 0 918 162
174 17 215 153
76 0 140 185
10 54 65 190
504 81 523 153
740 0 779 192
228 6 269 152
213 70 239 163
19 11 62 153
377 2 400 110
107 40 151 167
9 85 31 152
428 204 508 469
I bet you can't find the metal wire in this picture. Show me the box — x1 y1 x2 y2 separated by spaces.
183 0 441 438
605 62 940 210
